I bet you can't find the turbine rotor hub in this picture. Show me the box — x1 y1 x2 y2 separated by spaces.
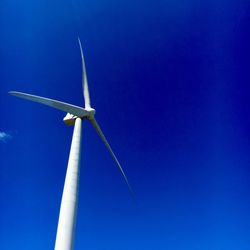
85 107 96 119
63 107 95 126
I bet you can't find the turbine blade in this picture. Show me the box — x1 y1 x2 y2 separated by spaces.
89 118 134 198
9 91 89 117
78 38 91 109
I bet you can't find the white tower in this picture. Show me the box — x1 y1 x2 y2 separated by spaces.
54 117 82 250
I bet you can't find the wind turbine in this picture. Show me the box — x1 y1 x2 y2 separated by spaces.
9 39 133 250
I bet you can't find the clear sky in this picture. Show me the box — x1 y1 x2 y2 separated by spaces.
1 0 250 249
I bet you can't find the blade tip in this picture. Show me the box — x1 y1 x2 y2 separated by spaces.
8 91 16 95
78 38 83 50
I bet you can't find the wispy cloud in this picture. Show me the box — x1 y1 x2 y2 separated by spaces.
0 131 12 142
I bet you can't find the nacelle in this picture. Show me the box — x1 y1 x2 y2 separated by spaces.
63 113 78 126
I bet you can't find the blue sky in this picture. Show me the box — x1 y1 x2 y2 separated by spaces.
1 0 250 249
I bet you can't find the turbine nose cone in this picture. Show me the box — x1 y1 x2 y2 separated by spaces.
86 108 96 118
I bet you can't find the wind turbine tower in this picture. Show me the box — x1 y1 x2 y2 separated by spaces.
9 39 133 250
